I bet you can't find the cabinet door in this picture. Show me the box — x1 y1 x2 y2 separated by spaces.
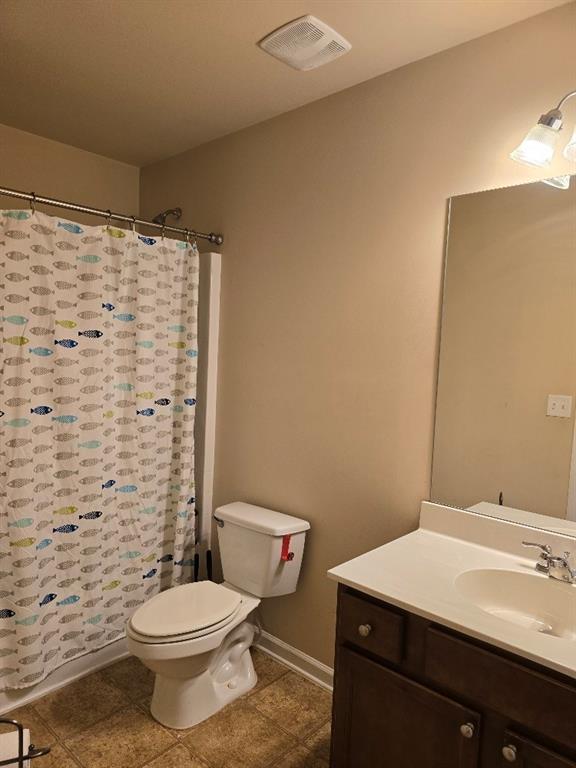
501 732 576 768
331 648 481 768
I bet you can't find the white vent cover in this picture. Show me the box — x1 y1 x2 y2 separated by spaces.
258 15 351 71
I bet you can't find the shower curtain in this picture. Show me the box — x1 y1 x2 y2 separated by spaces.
0 209 199 690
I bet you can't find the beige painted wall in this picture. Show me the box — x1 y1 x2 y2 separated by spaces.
140 4 576 666
432 181 576 519
0 123 139 223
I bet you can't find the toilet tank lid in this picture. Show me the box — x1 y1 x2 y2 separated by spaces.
214 502 310 536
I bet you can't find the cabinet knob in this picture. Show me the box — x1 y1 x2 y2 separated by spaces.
502 745 517 763
357 624 372 638
459 723 475 739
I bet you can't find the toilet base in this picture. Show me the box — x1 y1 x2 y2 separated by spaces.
149 621 258 729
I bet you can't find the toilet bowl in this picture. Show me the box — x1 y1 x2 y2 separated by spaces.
127 502 310 729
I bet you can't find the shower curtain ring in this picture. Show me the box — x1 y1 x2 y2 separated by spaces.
30 192 36 214
161 223 166 241
105 210 112 230
184 228 190 245
131 215 136 234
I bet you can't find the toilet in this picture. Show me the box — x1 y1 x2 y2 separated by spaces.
126 502 310 729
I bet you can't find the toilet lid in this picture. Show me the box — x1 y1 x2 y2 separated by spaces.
130 581 242 638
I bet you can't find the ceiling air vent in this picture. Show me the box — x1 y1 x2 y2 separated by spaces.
258 16 351 71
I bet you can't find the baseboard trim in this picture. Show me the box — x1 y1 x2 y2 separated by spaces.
255 631 333 692
0 638 129 715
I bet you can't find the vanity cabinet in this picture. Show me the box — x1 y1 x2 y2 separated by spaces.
330 586 576 768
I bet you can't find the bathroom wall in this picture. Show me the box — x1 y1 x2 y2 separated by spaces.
140 4 576 666
0 123 139 222
433 181 576 519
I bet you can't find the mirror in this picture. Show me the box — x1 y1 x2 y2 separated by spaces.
431 176 576 535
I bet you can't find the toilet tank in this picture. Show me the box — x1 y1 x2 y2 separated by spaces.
215 502 310 598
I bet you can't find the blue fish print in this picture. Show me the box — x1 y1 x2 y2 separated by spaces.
154 398 171 406
3 315 28 325
52 415 78 424
0 609 16 618
102 480 116 489
174 559 195 567
53 524 78 534
172 405 184 413
156 554 173 563
115 485 137 493
54 339 78 348
168 325 185 332
141 506 156 515
15 614 39 626
78 330 103 338
8 518 33 528
186 349 198 358
138 236 156 245
3 210 30 220
137 408 155 416
176 510 188 518
39 593 57 607
85 614 103 625
113 313 136 322
58 222 83 234
36 538 52 550
120 551 141 559
31 406 53 415
56 595 80 606
30 347 53 356
142 568 157 579
102 303 115 311
79 511 102 520
79 440 101 449
184 398 196 406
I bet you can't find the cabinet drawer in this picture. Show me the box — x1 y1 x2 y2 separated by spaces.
337 589 404 664
425 627 576 751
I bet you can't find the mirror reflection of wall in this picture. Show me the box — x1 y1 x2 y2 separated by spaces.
432 177 576 521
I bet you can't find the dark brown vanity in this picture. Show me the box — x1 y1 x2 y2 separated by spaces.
330 585 576 768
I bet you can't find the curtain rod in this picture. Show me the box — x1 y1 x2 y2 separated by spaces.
0 185 224 245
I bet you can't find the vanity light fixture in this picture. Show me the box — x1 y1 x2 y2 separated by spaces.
510 89 576 168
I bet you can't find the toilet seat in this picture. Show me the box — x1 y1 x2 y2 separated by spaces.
128 581 243 644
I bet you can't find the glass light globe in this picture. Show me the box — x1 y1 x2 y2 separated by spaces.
563 126 576 161
542 175 570 190
510 124 559 167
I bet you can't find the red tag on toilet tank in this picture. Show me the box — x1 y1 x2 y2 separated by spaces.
281 535 294 562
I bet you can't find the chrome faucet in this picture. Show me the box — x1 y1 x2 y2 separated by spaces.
522 541 576 584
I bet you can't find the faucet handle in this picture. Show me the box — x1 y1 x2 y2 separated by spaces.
522 541 552 555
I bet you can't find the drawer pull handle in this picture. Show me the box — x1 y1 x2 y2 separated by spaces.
502 745 517 763
459 723 475 739
357 624 372 638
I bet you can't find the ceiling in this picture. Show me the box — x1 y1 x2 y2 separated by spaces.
0 0 570 167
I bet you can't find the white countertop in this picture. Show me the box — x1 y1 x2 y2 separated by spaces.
328 502 576 680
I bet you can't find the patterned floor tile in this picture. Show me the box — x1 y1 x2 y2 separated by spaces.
249 672 332 739
143 743 212 767
0 703 58 747
249 649 289 694
66 704 175 768
183 700 298 768
304 721 331 762
33 671 130 739
275 745 329 768
101 655 155 702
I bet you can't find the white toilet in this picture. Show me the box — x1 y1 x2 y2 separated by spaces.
126 502 310 729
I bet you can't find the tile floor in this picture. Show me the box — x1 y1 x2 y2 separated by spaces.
1 650 332 768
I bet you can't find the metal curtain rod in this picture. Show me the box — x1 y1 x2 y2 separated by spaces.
0 185 224 245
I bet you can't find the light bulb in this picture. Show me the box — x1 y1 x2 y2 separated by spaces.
510 123 559 167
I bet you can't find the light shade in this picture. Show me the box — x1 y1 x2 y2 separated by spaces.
542 175 570 190
510 123 559 167
563 126 576 161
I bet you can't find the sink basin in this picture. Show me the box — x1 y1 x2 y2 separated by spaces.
455 569 576 640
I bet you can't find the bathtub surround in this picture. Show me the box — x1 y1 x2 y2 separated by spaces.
0 211 199 690
140 3 576 667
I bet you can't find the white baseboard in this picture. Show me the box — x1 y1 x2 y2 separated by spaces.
0 638 129 715
255 631 333 692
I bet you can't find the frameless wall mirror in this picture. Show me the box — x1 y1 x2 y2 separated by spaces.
431 175 576 536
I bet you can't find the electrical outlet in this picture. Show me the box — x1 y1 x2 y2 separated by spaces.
547 394 573 418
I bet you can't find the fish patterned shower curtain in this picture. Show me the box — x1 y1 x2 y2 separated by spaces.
0 209 199 690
